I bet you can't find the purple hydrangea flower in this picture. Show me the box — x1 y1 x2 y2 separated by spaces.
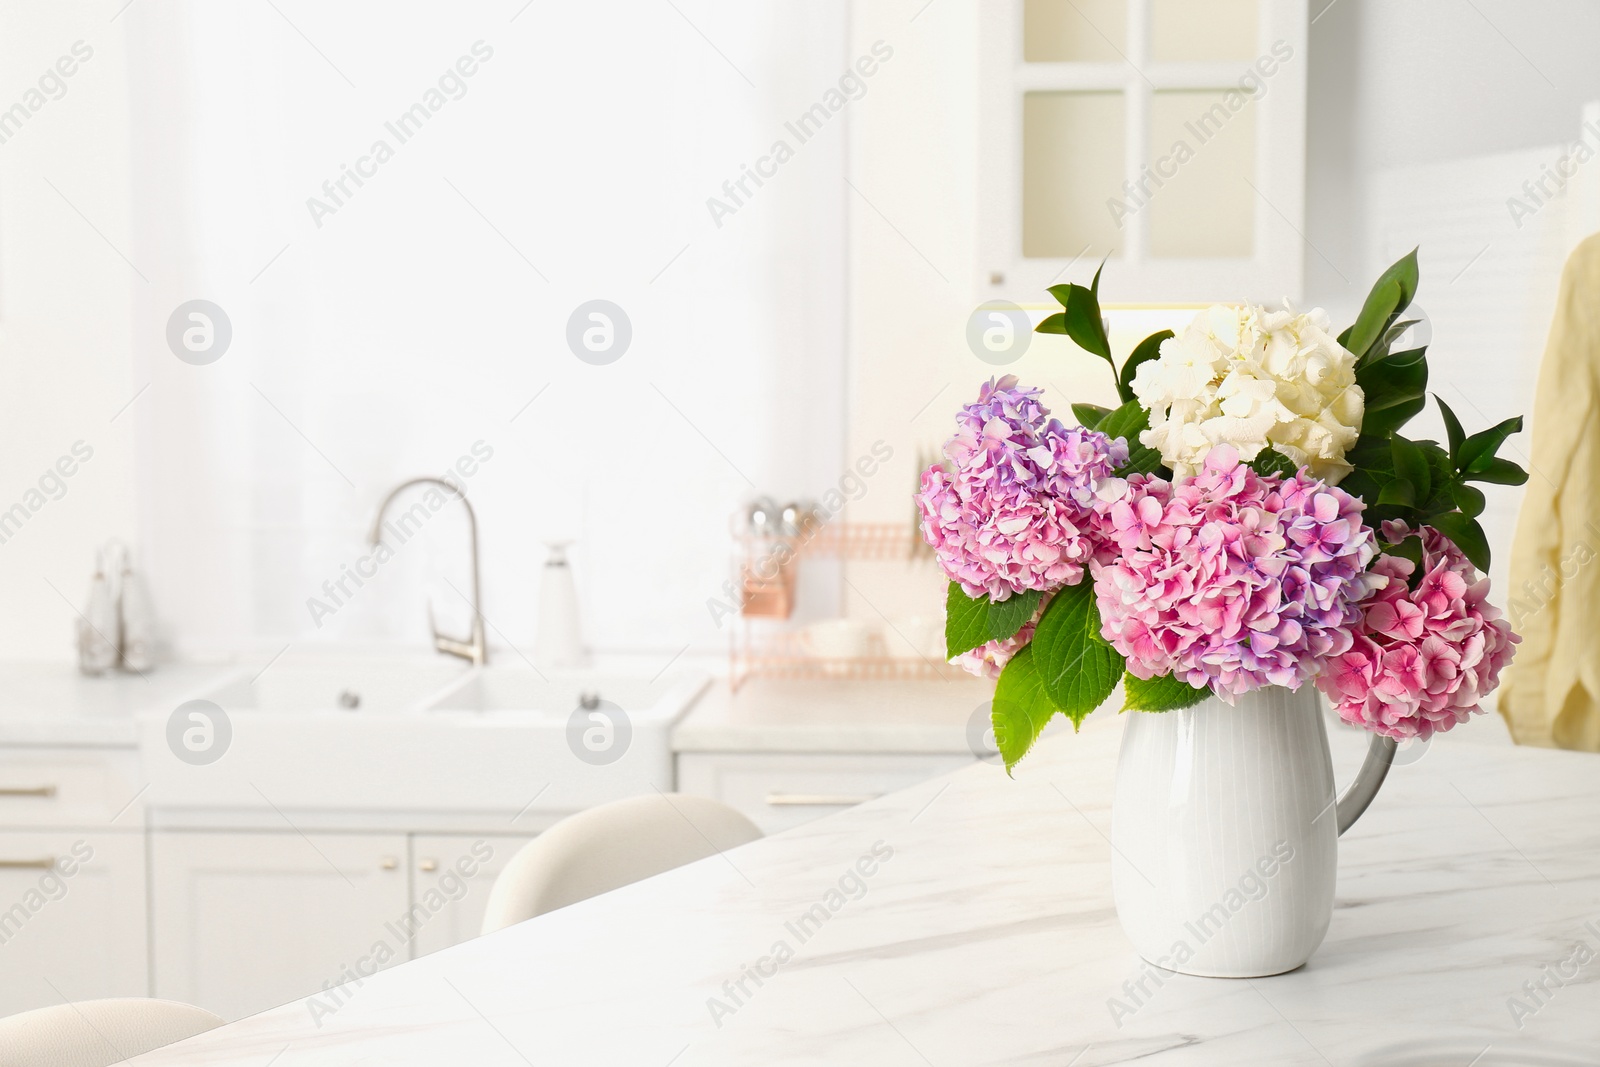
917 376 1128 601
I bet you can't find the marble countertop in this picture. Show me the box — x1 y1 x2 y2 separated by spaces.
671 675 998 753
130 707 1600 1065
0 663 228 746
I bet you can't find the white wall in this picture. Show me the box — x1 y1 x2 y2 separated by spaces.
0 4 140 660
1305 0 1600 314
1305 0 1600 593
841 0 1131 625
3 0 853 663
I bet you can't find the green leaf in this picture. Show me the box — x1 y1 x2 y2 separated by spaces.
1436 396 1466 461
945 582 992 660
1376 478 1415 508
945 583 1048 659
1357 346 1429 437
1029 581 1123 728
1045 263 1112 366
1461 457 1528 486
1430 510 1490 572
988 589 1042 643
1376 318 1420 359
1458 416 1523 474
1340 433 1394 500
1448 481 1486 519
1097 400 1164 476
1248 448 1299 478
1036 312 1067 335
991 646 1058 774
1072 403 1112 430
1343 248 1420 362
1116 329 1172 406
1390 435 1430 504
1122 671 1211 712
1417 440 1455 509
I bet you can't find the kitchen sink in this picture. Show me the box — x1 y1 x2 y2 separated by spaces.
425 666 698 719
203 656 473 714
136 656 707 817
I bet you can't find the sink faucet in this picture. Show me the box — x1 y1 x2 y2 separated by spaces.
370 477 487 666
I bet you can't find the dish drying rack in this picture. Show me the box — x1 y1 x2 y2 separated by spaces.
728 518 955 689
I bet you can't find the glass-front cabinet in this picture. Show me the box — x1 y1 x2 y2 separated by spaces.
980 0 1309 303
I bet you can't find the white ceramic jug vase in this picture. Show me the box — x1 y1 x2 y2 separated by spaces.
1110 684 1396 977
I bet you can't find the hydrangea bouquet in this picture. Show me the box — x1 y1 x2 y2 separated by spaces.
918 253 1524 772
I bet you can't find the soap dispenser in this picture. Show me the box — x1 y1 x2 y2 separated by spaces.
536 541 589 670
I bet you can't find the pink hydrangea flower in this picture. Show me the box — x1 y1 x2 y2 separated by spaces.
950 596 1049 680
917 376 1128 601
1316 522 1519 740
1092 444 1380 700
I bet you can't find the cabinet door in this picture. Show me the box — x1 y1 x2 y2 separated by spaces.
409 834 532 958
0 831 147 1017
151 832 409 1021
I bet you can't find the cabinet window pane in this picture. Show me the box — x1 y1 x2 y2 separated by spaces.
1146 89 1255 258
1150 0 1257 62
1023 91 1125 260
1024 0 1127 63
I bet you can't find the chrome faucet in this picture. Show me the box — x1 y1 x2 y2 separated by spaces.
370 477 487 665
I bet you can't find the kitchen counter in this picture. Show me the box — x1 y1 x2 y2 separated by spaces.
126 706 1600 1065
0 663 228 746
0 658 994 754
671 675 997 754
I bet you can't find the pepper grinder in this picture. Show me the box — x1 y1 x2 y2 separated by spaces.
76 547 119 676
117 546 157 673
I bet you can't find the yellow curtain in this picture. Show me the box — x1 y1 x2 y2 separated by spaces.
1500 234 1600 750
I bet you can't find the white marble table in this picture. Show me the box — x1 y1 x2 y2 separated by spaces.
130 709 1600 1065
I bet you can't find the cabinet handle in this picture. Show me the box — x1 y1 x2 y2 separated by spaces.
0 858 57 869
379 856 398 870
0 785 57 798
764 793 879 807
419 859 438 872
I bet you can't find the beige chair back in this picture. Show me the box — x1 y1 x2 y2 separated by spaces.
0 998 222 1067
481 793 761 934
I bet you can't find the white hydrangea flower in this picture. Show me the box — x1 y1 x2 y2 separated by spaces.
1129 303 1364 483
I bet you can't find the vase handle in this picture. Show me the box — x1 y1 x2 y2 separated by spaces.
1334 733 1397 835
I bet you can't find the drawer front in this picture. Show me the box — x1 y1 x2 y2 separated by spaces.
677 752 971 832
0 753 142 828
0 831 148 1016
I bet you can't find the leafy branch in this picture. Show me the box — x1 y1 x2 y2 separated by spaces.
1335 249 1527 573
1036 261 1172 480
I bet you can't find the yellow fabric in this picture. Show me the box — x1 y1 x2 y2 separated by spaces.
1501 233 1600 750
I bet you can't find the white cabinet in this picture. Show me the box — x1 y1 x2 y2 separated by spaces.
678 752 973 833
0 751 145 827
151 832 410 1021
409 834 531 957
0 831 147 1017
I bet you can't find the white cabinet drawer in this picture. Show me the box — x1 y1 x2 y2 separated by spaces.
677 752 971 832
0 830 148 1016
0 752 143 828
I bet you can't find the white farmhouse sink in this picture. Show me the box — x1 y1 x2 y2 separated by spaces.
137 657 707 817
206 658 473 714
